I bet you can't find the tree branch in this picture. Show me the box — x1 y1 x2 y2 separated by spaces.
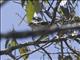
36 45 52 60
61 41 64 60
64 41 80 56
0 22 80 39
0 33 80 55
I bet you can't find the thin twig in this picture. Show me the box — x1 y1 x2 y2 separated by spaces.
61 40 64 60
64 40 80 56
16 41 49 60
0 32 80 55
36 45 52 60
51 0 61 25
47 0 54 11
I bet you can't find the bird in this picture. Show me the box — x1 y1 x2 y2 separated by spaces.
60 6 70 19
59 0 70 20
59 0 75 21
29 17 50 31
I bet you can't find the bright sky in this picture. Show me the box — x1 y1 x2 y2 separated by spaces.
1 1 80 60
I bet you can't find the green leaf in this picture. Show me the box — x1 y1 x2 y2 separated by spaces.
26 0 41 23
8 39 17 47
10 40 17 47
5 38 17 48
19 47 28 60
26 1 35 23
32 0 41 13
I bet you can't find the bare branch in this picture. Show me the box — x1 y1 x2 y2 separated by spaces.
64 41 80 56
0 33 80 55
61 41 64 60
1 22 80 39
36 45 52 60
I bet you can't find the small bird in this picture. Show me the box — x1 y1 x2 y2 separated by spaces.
60 6 70 19
59 0 70 19
29 17 50 31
